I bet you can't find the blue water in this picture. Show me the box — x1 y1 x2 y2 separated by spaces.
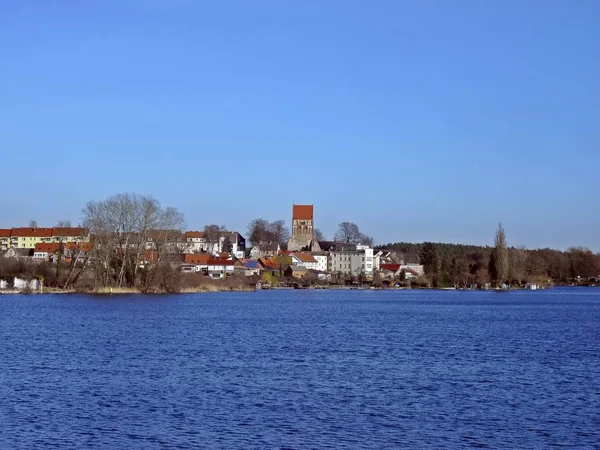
1 288 599 449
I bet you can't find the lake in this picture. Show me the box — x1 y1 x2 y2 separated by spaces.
1 288 599 449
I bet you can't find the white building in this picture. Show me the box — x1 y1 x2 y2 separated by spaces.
312 254 329 272
401 263 424 276
328 244 374 276
290 253 320 270
184 231 246 258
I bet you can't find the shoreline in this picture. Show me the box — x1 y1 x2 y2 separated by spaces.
2 285 596 296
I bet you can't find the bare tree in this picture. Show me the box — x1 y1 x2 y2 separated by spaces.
204 224 226 254
29 220 38 228
82 193 185 289
314 228 325 241
55 220 72 228
509 246 528 285
247 218 276 245
268 220 290 246
334 222 362 244
359 233 374 247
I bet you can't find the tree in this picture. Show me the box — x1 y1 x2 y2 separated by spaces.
334 222 361 244
314 228 325 241
204 224 226 254
55 220 72 228
509 246 528 285
82 193 185 289
222 234 233 255
419 242 439 275
29 220 38 228
359 233 374 247
247 219 274 246
491 223 509 287
268 220 290 246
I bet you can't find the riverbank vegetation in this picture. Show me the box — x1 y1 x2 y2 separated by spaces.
379 225 600 288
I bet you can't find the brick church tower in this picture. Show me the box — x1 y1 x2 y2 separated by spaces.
287 205 321 252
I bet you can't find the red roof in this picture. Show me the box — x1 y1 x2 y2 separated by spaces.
293 205 313 220
207 259 235 266
52 227 87 237
381 264 401 272
0 229 11 238
292 252 317 263
185 254 210 265
34 243 61 253
66 242 94 252
185 231 205 239
258 257 277 269
11 227 53 237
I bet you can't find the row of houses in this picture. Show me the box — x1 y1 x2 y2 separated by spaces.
0 227 88 251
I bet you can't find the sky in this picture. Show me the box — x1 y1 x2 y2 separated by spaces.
1 1 599 250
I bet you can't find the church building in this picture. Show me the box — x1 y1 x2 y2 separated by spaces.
287 204 321 252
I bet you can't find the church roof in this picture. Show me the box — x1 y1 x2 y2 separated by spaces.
293 205 313 220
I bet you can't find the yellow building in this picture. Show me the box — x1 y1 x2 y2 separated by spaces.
2 227 89 249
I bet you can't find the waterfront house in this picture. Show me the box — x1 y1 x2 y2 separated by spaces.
183 253 210 273
206 258 235 279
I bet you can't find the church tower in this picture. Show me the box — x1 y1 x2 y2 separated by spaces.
287 204 321 252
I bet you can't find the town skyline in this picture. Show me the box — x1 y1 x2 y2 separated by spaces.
0 199 598 253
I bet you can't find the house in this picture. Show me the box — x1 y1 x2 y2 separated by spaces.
285 265 309 279
4 248 34 259
206 258 235 279
33 243 62 261
184 231 206 253
258 257 278 276
380 264 401 278
240 259 261 276
290 252 320 270
183 253 211 273
401 263 424 276
183 230 246 258
65 242 94 258
250 242 280 258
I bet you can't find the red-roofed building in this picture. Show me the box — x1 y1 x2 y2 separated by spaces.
33 243 62 261
288 204 321 252
184 254 210 266
207 258 235 279
290 252 319 270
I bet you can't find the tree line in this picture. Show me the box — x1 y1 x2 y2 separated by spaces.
379 224 600 287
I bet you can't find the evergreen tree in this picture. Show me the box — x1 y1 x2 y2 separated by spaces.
420 242 439 275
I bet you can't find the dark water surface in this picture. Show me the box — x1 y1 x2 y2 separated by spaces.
1 288 599 449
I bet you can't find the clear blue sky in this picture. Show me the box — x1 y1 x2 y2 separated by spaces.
1 1 599 250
